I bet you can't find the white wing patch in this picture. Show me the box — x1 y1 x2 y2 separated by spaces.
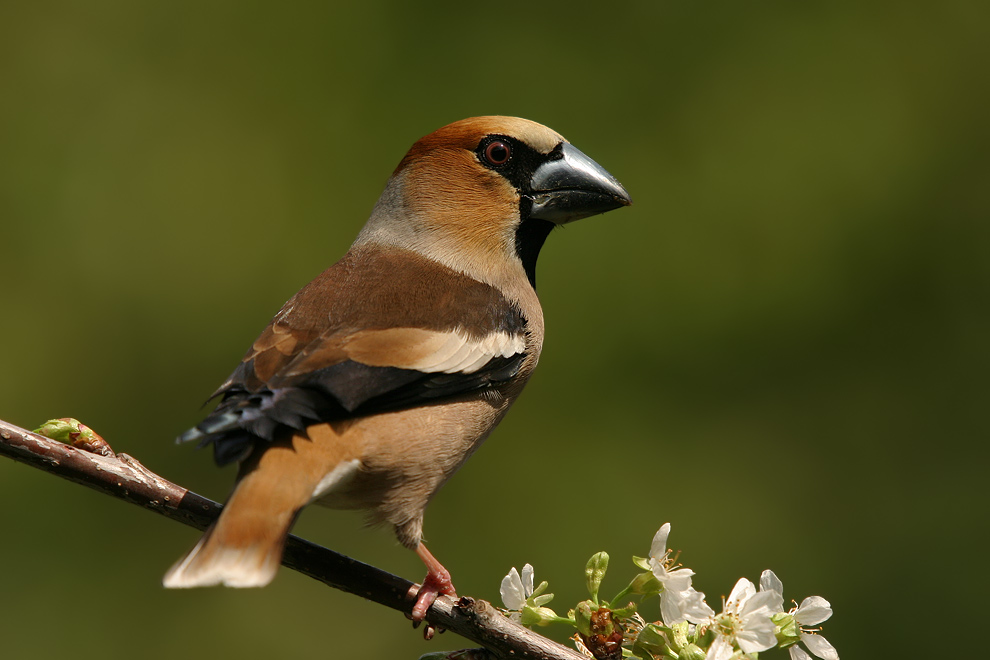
343 327 525 375
417 329 526 374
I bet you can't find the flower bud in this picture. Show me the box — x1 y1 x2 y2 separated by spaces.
585 551 609 601
574 600 595 637
35 418 114 457
519 605 558 627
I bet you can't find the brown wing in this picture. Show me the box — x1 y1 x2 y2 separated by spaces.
179 245 529 465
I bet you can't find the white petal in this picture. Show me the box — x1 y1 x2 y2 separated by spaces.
802 633 839 660
795 596 832 625
663 567 695 592
660 587 714 626
760 569 783 594
790 646 812 660
680 588 716 624
705 636 734 660
650 523 671 560
736 615 777 654
726 577 756 613
660 589 686 626
740 589 778 619
500 568 525 610
521 563 535 598
760 569 785 613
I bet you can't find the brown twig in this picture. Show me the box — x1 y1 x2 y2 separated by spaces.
0 417 586 660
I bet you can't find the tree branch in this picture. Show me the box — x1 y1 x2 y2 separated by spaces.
0 418 587 660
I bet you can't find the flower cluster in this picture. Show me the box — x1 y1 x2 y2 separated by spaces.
498 523 837 660
499 563 562 626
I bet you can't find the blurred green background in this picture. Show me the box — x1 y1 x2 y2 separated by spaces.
1 2 986 658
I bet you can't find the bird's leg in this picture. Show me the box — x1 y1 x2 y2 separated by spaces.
409 542 457 622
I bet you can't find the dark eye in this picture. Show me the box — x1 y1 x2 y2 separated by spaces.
484 140 511 165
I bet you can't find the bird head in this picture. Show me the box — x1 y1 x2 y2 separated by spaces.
356 116 632 288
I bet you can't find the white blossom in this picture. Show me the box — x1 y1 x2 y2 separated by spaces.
760 569 838 660
649 523 715 625
499 563 557 626
792 596 838 660
705 577 777 660
662 584 715 627
500 563 535 612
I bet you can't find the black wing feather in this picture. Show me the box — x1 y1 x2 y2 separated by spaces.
185 352 526 466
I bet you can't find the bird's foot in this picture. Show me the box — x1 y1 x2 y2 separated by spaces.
410 565 456 622
409 543 457 623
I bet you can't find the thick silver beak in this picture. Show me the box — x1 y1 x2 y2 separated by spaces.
528 142 632 224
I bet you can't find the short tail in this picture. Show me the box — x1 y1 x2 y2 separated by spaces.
162 525 284 589
162 484 297 588
165 423 357 589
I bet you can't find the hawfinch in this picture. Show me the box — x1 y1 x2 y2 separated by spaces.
163 116 631 620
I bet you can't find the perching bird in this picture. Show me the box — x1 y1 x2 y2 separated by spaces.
163 116 631 620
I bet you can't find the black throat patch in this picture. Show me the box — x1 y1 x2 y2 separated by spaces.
514 216 555 289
